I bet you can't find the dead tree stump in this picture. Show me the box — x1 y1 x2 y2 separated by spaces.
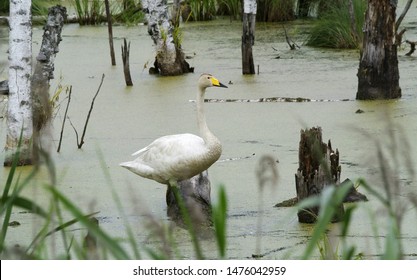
166 171 212 230
295 127 345 223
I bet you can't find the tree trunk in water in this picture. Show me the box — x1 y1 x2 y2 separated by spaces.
31 5 67 162
4 0 33 166
295 127 344 223
242 0 256 75
357 0 401 100
142 0 193 76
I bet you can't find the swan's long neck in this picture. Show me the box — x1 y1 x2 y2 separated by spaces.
197 86 217 144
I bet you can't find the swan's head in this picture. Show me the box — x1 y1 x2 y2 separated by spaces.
199 73 228 89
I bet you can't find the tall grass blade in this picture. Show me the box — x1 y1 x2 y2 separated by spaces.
96 148 141 259
171 185 204 259
46 185 130 259
212 185 228 258
1 196 48 218
301 182 351 259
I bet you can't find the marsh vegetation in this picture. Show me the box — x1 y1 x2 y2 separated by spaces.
0 0 416 260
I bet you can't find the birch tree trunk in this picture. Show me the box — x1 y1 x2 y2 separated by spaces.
4 0 33 166
142 0 192 76
356 0 401 100
242 0 256 75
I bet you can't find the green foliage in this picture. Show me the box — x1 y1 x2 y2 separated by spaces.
71 0 144 25
257 0 296 22
307 0 366 49
72 0 104 25
298 181 352 259
0 0 57 16
187 0 217 21
0 0 7 15
112 0 144 25
218 0 241 20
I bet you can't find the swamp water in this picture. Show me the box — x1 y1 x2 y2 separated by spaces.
1 8 417 259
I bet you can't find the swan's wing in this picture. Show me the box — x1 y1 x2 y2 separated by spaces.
132 134 207 161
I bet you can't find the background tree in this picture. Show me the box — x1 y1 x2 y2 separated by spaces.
4 0 33 166
356 0 401 100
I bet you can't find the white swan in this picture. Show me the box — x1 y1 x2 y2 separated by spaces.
120 74 227 185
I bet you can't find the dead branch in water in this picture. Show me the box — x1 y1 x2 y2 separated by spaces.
283 25 300 50
122 38 133 86
405 40 416 56
70 74 105 149
57 86 72 153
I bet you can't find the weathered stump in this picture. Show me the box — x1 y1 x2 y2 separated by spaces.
295 127 345 223
166 171 212 230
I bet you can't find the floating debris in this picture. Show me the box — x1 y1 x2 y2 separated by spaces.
218 153 255 163
189 97 353 103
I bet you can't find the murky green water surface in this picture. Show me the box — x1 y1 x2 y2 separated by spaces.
1 2 416 259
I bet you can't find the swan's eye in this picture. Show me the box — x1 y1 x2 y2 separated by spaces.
207 77 210 79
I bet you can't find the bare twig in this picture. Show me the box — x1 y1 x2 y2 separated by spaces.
77 74 105 149
69 74 105 149
57 85 72 152
68 117 80 147
396 0 413 32
283 25 300 50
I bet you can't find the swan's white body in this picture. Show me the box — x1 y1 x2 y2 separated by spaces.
120 74 227 185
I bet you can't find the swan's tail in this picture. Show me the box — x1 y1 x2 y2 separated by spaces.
120 161 136 171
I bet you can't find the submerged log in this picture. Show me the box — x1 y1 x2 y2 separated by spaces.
166 171 212 230
295 127 345 223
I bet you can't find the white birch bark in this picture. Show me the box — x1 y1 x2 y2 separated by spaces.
4 0 33 166
243 0 257 14
142 0 191 75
